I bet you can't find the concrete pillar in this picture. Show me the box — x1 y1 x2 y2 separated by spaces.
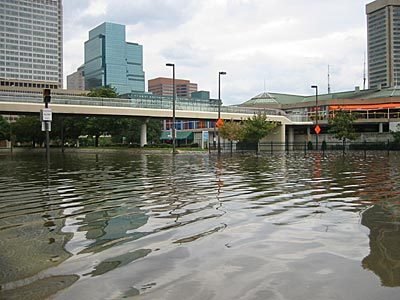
280 124 286 150
288 126 294 151
140 119 149 147
379 123 383 133
307 126 311 141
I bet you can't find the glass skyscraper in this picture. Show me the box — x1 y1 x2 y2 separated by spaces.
367 0 400 89
0 0 63 89
84 22 145 94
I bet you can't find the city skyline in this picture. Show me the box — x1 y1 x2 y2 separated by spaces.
64 0 371 105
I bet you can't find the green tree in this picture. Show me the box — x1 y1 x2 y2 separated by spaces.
84 87 119 147
242 112 277 153
83 116 115 147
12 116 43 147
50 116 88 147
328 110 357 153
84 87 162 147
146 119 162 144
113 118 162 145
87 86 118 98
0 115 10 140
219 120 244 154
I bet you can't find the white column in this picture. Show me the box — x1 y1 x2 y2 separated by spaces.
281 124 286 142
140 119 149 147
307 126 311 141
288 126 294 151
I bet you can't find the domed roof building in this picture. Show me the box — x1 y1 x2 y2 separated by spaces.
240 91 306 109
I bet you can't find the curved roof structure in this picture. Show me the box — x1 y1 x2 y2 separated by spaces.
240 91 305 108
245 92 279 105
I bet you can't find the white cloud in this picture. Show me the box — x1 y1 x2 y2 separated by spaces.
63 0 371 105
82 0 108 17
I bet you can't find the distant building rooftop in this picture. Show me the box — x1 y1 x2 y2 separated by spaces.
240 86 400 109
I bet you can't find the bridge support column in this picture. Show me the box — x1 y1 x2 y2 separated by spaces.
140 118 149 147
279 124 286 151
379 123 384 133
288 126 294 151
307 126 311 142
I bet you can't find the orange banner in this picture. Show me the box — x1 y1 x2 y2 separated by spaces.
330 103 400 111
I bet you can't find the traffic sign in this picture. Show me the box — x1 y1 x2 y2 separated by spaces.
216 118 224 128
40 108 52 122
314 125 321 135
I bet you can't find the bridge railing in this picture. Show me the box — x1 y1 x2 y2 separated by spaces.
0 92 287 116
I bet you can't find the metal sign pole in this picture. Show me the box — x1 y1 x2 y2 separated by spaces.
42 89 52 163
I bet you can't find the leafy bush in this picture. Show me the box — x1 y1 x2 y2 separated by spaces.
128 143 141 148
143 144 172 148
180 143 199 148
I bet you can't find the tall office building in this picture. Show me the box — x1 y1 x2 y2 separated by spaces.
148 77 198 98
0 0 63 89
84 22 145 94
367 0 400 89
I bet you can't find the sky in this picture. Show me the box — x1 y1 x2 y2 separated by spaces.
63 0 372 105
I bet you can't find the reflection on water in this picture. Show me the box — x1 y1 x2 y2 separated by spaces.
0 151 400 299
362 205 400 287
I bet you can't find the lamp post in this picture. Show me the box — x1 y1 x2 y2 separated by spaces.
166 63 176 154
218 71 226 154
311 85 319 150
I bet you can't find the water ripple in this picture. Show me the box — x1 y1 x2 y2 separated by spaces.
0 152 400 299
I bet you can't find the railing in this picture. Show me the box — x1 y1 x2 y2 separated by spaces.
0 92 286 116
208 141 400 153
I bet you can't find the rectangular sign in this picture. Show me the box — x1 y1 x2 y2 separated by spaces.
40 108 52 122
202 131 209 142
41 121 51 132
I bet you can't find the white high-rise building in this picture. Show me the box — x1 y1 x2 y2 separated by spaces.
0 0 63 89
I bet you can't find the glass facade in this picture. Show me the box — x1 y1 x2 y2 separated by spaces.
0 0 63 88
84 22 145 94
367 2 400 89
368 7 388 88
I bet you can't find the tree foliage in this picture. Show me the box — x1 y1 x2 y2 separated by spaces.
87 86 118 98
328 110 357 141
6 85 162 148
0 115 10 140
12 116 43 147
219 120 243 141
111 118 162 145
242 112 277 143
83 86 120 147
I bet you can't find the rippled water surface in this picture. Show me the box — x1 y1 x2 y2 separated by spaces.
1 151 400 300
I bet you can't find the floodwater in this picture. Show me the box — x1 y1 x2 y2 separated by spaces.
0 150 400 300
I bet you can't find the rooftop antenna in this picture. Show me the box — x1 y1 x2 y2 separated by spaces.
363 51 367 90
328 65 331 94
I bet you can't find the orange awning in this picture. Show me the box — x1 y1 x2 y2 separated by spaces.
329 103 400 111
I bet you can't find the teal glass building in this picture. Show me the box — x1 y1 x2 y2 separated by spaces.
84 22 145 94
